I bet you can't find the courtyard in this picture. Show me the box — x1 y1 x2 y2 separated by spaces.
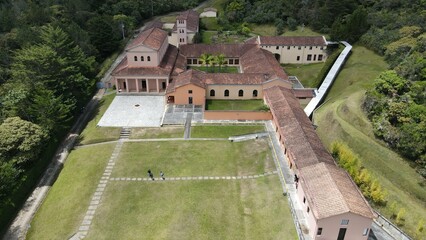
26 126 298 239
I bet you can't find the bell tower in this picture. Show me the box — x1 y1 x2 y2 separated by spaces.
176 16 187 46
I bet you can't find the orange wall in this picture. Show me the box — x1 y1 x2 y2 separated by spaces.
204 111 272 120
168 84 205 105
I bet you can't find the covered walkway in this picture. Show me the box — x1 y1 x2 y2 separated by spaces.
304 41 352 117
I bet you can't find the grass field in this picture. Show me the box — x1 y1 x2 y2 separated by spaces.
206 99 267 111
26 144 115 239
130 127 184 139
201 17 219 30
314 46 426 238
78 94 121 145
112 139 274 177
191 125 265 138
283 63 325 88
86 177 296 240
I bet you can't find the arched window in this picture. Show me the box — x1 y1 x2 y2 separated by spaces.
253 90 258 97
134 56 138 61
224 89 229 97
210 89 215 97
238 90 244 97
141 56 144 61
147 56 151 61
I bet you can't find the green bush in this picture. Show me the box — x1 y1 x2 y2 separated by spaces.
313 45 344 88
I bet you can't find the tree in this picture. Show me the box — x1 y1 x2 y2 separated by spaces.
373 70 409 97
0 117 48 166
87 15 121 59
214 54 226 71
199 53 213 70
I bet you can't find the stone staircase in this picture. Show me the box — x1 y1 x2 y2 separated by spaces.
120 128 131 139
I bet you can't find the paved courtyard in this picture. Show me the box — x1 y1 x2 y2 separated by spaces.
98 95 165 127
162 104 203 125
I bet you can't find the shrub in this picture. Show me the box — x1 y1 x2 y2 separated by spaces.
313 45 344 88
396 208 406 226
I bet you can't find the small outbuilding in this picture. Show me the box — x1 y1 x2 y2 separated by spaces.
200 8 217 18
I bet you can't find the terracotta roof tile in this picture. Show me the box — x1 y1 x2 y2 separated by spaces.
167 69 206 93
293 89 315 98
264 86 335 169
299 163 375 219
113 45 178 77
257 36 327 46
126 27 167 50
179 44 256 58
173 10 199 32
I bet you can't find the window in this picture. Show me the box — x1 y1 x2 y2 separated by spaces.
318 54 323 61
224 89 229 97
320 47 324 50
314 54 317 61
309 46 313 50
134 56 138 61
297 56 300 61
317 228 323 235
188 90 192 94
307 54 312 61
187 59 192 64
252 90 258 97
307 207 310 213
210 89 215 97
229 59 234 65
363 228 369 236
303 197 306 204
141 56 144 61
287 46 290 50
234 59 239 64
238 90 244 97
298 46 301 50
193 59 198 64
276 46 279 50
341 219 349 225
147 56 151 61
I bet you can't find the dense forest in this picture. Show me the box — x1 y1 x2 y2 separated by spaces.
219 0 426 176
0 0 203 233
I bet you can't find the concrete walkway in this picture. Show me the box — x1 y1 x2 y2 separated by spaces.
265 121 311 240
109 171 277 182
71 140 125 240
304 41 352 117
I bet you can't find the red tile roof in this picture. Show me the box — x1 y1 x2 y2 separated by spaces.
264 86 335 169
293 89 315 98
113 45 178 77
126 27 168 51
167 69 206 93
247 36 327 46
299 163 375 219
173 10 199 32
179 44 256 58
179 44 289 82
264 85 374 220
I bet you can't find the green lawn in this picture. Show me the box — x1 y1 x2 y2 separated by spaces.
112 139 274 177
86 177 297 240
191 125 265 138
130 127 184 139
201 17 219 30
190 65 239 73
78 94 121 145
283 63 325 88
160 15 178 23
250 24 277 36
26 144 115 239
206 99 268 111
283 26 328 38
314 46 426 238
